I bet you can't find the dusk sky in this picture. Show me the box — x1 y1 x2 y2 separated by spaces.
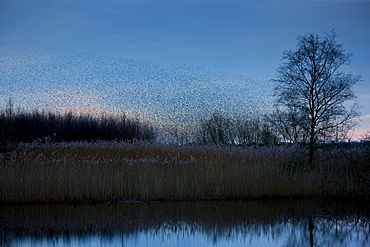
1 0 369 137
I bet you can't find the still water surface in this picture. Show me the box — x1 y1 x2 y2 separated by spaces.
1 200 369 247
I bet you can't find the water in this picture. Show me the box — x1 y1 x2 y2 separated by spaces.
1 200 369 247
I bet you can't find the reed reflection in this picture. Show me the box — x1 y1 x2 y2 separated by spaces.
1 200 369 247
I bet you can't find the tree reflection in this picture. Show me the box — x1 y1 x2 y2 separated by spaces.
0 200 368 247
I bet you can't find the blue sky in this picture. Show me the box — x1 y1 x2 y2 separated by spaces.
1 0 369 136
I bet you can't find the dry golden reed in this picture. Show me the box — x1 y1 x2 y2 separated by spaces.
0 141 368 202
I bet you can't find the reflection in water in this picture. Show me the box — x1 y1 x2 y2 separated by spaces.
0 200 369 247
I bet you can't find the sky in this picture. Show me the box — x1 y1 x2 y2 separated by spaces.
1 0 370 138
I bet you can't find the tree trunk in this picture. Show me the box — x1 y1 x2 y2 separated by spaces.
308 218 315 247
309 134 315 165
309 100 316 165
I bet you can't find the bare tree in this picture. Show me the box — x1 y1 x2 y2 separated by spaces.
273 30 360 163
234 118 261 145
265 108 307 144
198 113 279 146
198 113 235 145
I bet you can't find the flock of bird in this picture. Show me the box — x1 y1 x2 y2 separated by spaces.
0 47 273 132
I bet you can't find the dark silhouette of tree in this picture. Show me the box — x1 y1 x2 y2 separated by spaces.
198 113 278 146
273 30 360 163
0 101 156 146
265 108 307 144
198 113 235 145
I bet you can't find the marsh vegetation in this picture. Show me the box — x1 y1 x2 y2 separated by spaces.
1 141 369 203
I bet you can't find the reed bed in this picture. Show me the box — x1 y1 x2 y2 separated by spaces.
0 141 368 202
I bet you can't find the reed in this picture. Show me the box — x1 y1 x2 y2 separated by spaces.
0 141 368 202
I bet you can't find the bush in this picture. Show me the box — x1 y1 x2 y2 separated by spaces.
0 107 156 144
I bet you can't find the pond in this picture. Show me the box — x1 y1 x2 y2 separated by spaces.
0 200 369 247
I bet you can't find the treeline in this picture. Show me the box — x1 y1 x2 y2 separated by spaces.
197 112 370 147
198 113 278 146
0 103 156 145
1 100 368 149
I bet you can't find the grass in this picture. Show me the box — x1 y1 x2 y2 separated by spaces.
0 141 369 203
